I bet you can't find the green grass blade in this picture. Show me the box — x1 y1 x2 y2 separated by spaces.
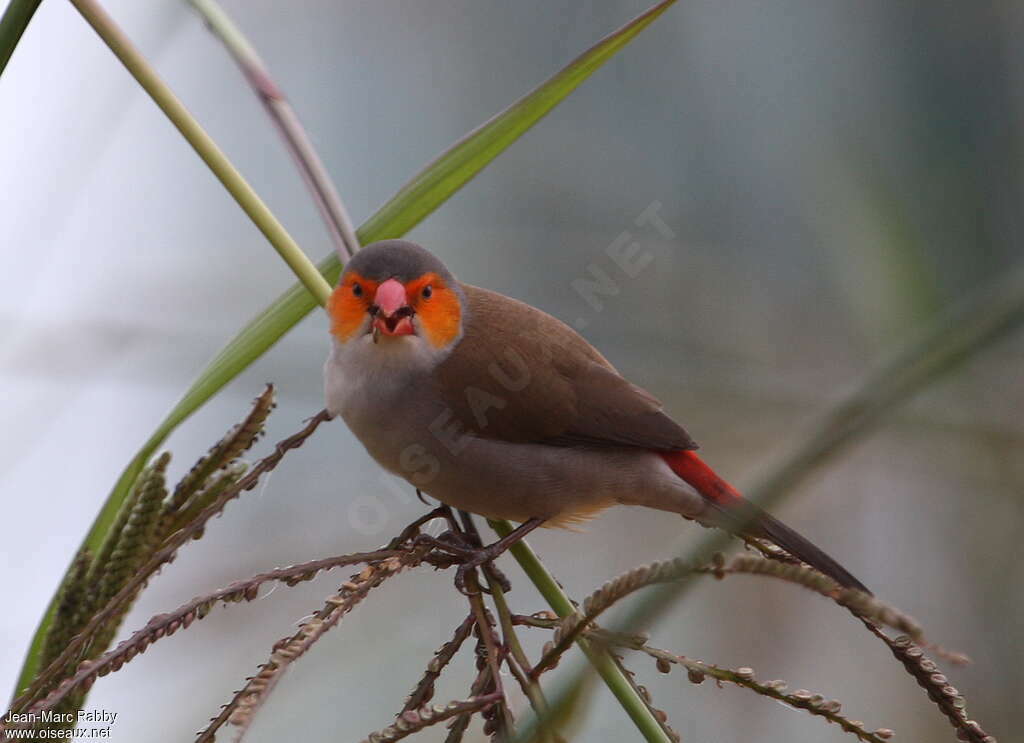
0 0 43 77
490 521 673 743
357 0 679 241
14 0 678 697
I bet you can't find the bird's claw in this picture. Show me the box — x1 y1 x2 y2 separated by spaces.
409 532 474 558
454 563 480 596
408 533 511 595
452 546 513 596
482 563 512 594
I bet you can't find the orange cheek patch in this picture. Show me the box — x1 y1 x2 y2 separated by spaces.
328 273 377 342
408 274 462 349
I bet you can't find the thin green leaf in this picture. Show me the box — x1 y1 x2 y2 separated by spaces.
14 0 679 697
0 0 42 78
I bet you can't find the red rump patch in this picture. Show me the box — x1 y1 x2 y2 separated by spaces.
660 450 870 594
659 450 741 504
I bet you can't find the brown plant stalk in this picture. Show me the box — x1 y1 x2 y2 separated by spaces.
18 549 404 717
364 693 504 743
531 554 924 679
465 572 514 739
401 614 476 714
605 651 681 743
631 643 894 743
515 612 890 742
196 548 427 742
860 621 995 743
445 663 499 743
484 573 562 743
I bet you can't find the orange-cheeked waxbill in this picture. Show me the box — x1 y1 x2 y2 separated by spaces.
324 240 868 593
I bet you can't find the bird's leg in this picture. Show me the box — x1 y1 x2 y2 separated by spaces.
408 504 478 556
452 517 545 596
388 506 452 550
456 510 483 543
456 511 511 594
436 503 465 534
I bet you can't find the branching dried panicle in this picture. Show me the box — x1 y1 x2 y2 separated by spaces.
465 577 513 740
607 651 681 743
196 550 426 742
444 664 497 743
519 552 995 743
532 554 922 679
39 549 92 673
531 559 694 677
92 453 170 630
704 552 925 641
862 623 996 743
363 694 503 743
401 614 475 713
33 454 171 727
7 389 336 721
519 605 893 742
166 462 247 539
620 640 893 743
160 384 274 525
5 394 998 743
710 553 996 741
19 550 405 717
483 575 564 743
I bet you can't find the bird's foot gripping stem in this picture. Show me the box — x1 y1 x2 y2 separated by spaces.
412 514 545 595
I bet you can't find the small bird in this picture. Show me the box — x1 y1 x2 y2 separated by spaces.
324 240 868 593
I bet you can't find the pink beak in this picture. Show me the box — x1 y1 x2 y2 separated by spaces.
373 278 414 336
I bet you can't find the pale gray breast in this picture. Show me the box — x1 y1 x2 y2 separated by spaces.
324 335 453 478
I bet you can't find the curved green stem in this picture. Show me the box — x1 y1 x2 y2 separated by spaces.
490 520 673 743
70 0 332 306
0 0 42 78
187 0 360 261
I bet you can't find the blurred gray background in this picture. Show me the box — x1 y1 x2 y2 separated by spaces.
1 1 1022 741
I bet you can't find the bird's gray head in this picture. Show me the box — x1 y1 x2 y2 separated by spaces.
328 240 465 350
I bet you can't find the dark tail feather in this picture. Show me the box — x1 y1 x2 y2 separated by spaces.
660 450 871 594
751 509 870 594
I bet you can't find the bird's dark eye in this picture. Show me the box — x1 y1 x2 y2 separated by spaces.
352 283 363 297
422 285 433 299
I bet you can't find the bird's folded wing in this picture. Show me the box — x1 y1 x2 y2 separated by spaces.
433 284 697 452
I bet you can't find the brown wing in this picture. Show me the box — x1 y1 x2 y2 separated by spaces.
432 284 697 452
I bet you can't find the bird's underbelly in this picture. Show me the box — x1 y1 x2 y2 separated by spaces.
325 349 705 526
347 412 705 526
